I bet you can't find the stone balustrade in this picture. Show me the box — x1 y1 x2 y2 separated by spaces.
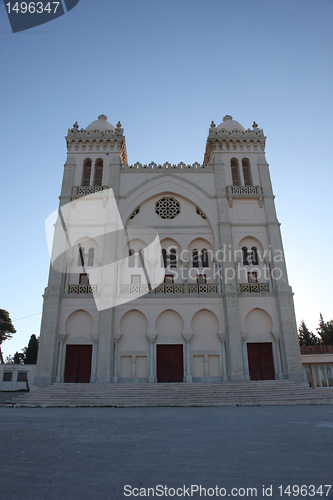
68 284 97 294
71 186 108 195
120 283 218 294
239 283 269 293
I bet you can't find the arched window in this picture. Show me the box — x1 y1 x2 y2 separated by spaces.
94 160 103 187
242 158 252 186
192 249 199 268
201 249 209 268
231 158 240 186
87 248 95 267
128 249 135 268
170 249 177 268
138 249 144 268
251 247 259 266
78 247 85 266
161 249 168 268
82 160 91 186
242 246 249 266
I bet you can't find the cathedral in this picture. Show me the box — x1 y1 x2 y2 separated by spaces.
34 114 304 386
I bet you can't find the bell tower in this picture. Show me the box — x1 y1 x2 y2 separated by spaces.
35 115 127 386
205 115 303 383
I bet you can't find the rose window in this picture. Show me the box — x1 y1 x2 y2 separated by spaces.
155 197 180 219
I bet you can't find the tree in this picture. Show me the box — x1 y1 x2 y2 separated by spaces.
4 354 14 364
23 334 39 364
298 320 321 346
13 351 24 364
0 309 16 364
316 313 333 345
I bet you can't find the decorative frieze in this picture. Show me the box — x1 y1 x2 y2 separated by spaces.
239 283 269 293
124 161 212 171
72 186 108 196
68 285 97 294
226 185 264 208
120 284 218 295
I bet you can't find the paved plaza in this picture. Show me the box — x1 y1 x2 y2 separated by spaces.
1 405 332 500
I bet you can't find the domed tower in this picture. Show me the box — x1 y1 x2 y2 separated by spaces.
35 115 127 386
204 115 303 383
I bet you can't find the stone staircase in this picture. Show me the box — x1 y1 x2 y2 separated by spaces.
7 380 333 407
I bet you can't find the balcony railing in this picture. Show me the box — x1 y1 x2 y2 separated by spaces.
71 186 108 195
68 284 97 294
120 283 218 294
229 186 261 195
239 283 269 293
67 283 268 295
226 185 263 208
120 284 149 294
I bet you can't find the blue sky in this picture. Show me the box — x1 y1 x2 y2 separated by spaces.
1 0 333 357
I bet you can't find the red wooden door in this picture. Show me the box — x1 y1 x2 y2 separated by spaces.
157 344 183 383
64 345 92 383
247 343 275 381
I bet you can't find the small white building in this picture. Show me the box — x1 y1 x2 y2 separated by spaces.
34 114 304 386
0 364 36 391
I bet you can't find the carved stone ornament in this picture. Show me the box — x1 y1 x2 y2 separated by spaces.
155 197 180 219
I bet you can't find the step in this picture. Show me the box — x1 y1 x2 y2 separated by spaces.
8 380 333 408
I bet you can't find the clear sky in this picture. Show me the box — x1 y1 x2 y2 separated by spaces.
1 0 333 358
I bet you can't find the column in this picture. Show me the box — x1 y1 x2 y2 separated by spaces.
113 335 121 383
131 356 136 379
91 334 98 383
213 258 221 293
218 334 228 381
98 258 103 294
181 259 189 293
117 264 121 294
148 259 156 287
64 259 71 292
147 334 157 383
241 335 250 381
182 334 193 382
55 334 67 383
272 332 284 380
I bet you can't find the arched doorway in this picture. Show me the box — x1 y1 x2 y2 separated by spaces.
156 310 184 383
64 310 94 383
245 308 275 381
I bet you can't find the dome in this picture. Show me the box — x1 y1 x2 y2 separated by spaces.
85 114 115 132
215 115 245 132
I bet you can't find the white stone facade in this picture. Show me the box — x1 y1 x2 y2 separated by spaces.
34 114 304 386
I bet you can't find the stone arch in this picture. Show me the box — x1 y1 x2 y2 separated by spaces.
187 237 214 282
72 236 99 264
245 308 273 342
120 310 148 351
191 309 219 350
65 310 94 340
238 235 264 256
188 237 214 256
155 309 184 342
159 237 182 270
122 176 218 250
